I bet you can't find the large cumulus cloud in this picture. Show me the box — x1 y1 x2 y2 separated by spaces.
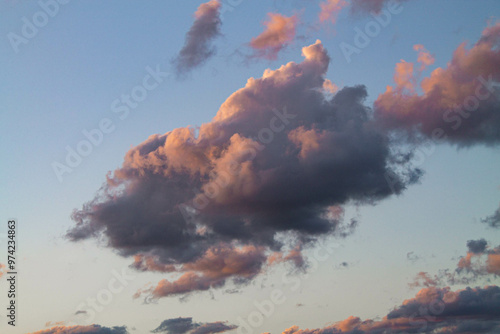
277 285 500 334
67 40 420 298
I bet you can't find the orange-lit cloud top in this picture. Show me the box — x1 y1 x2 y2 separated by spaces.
250 13 298 60
279 285 500 334
319 0 348 24
0 263 5 279
375 22 500 145
68 40 420 299
173 0 221 76
27 324 128 334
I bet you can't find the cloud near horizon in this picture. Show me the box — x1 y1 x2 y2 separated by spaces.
249 13 298 60
277 285 500 334
172 0 222 76
67 40 421 299
151 317 236 334
375 22 500 145
27 324 128 334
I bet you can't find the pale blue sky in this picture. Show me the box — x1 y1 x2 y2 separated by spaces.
1 1 500 333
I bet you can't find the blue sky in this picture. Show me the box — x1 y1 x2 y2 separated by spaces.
1 1 500 334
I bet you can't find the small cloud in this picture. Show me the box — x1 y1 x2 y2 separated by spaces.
249 13 298 60
173 0 222 77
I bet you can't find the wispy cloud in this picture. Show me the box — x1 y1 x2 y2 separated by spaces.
173 0 222 76
319 0 348 24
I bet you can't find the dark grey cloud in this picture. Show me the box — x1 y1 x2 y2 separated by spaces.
482 206 500 228
173 0 222 76
350 0 408 14
190 323 237 334
467 238 488 254
151 317 236 334
152 318 194 334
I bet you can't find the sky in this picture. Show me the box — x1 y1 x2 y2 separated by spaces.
1 0 500 333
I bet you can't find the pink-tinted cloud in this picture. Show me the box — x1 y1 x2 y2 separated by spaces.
413 44 435 71
278 286 500 333
319 0 348 24
134 243 269 299
250 13 298 60
268 245 305 268
392 60 415 92
375 23 500 145
409 271 440 288
173 0 222 76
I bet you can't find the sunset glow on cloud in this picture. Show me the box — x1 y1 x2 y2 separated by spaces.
375 22 500 145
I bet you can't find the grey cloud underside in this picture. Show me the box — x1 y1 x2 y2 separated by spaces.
467 238 488 254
